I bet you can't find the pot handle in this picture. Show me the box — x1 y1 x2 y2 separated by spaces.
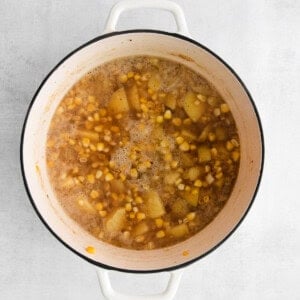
103 0 190 37
96 268 183 300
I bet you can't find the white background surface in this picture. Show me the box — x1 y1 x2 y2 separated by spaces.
0 0 299 299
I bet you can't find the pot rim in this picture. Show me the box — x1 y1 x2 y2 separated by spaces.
20 29 265 274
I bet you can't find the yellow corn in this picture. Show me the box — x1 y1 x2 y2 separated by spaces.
85 246 95 254
156 230 166 238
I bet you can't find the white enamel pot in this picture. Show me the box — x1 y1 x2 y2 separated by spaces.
20 0 264 299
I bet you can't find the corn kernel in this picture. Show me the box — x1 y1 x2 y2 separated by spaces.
231 151 240 162
99 210 107 217
145 161 152 168
156 230 165 238
164 110 172 119
90 190 99 199
111 126 120 133
135 235 145 243
194 180 202 187
220 103 230 113
140 103 149 113
194 100 201 106
191 188 199 195
215 172 223 179
155 218 164 228
82 137 90 147
94 125 103 132
95 202 103 210
187 212 196 221
176 136 184 145
226 141 234 151
136 212 146 221
87 95 95 102
205 165 211 173
97 143 105 152
147 88 154 95
85 246 95 254
135 196 143 204
119 74 128 83
90 144 96 151
172 118 182 126
213 108 221 117
129 212 135 219
178 183 185 190
78 176 85 183
179 141 190 152
87 174 95 184
125 203 132 211
127 71 134 78
87 103 96 112
231 138 239 147
99 108 107 117
197 94 207 102
68 139 76 146
164 153 172 162
104 173 113 182
134 74 141 81
208 132 216 142
57 106 64 114
93 112 100 121
130 168 138 179
171 160 178 168
133 206 139 213
96 170 103 179
156 115 164 123
211 147 218 156
119 173 126 181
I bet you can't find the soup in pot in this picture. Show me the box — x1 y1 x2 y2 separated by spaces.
46 56 240 250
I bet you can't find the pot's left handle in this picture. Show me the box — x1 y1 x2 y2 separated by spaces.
96 268 183 300
103 0 190 37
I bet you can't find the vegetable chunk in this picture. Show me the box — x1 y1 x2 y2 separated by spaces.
144 190 165 218
108 87 129 114
183 91 207 122
105 208 126 233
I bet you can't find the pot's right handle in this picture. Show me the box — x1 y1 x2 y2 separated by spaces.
97 268 183 300
103 0 190 37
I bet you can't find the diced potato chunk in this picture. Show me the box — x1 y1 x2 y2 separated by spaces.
164 172 180 185
126 84 141 111
105 208 126 233
183 91 207 122
148 73 161 91
164 94 176 110
133 221 149 236
182 190 199 207
198 145 211 163
144 190 165 218
171 199 188 217
108 87 129 114
169 223 189 238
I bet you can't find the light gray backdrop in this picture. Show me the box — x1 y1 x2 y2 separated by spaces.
0 0 299 299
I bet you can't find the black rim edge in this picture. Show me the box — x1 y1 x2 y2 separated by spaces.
20 29 265 274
